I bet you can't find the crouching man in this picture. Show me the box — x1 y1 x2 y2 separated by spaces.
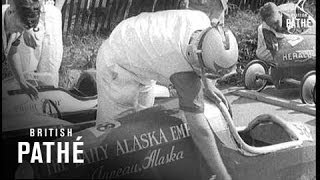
95 10 238 179
2 0 63 99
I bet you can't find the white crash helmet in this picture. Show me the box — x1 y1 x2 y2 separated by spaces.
186 26 238 78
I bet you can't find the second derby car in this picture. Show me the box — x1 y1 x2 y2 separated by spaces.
2 70 98 129
243 1 316 104
2 69 172 132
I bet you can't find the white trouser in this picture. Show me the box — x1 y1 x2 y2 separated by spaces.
96 63 156 125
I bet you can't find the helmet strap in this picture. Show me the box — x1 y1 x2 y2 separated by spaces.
196 27 213 72
196 27 223 79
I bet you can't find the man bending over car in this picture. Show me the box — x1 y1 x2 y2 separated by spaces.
95 9 238 180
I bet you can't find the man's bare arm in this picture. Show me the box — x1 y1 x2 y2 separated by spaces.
8 42 24 85
170 71 231 180
185 112 231 180
7 37 38 99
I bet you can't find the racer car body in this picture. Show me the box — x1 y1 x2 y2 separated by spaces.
271 28 315 86
4 95 315 179
2 86 97 132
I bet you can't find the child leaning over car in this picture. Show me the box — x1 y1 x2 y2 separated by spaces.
256 2 291 63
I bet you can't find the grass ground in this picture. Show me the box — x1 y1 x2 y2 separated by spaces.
58 34 106 88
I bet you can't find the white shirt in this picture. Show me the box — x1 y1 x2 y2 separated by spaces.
97 10 211 86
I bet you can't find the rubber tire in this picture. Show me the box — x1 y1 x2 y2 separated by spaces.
243 60 269 92
75 69 97 97
300 70 316 104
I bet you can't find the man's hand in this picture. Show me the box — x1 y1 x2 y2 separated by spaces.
23 29 39 49
7 32 39 101
19 79 39 100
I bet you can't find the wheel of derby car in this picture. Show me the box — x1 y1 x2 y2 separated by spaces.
243 60 269 92
75 69 97 96
300 71 316 104
42 99 62 119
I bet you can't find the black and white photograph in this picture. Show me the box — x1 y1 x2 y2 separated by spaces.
2 0 316 179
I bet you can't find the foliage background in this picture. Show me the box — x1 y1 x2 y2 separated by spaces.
2 0 316 88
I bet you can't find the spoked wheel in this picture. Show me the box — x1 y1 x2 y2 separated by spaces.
300 71 316 104
42 99 62 119
243 60 269 92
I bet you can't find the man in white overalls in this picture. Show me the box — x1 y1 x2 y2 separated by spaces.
2 0 63 99
96 8 238 179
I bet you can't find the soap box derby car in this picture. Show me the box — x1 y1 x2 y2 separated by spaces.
2 74 99 179
2 80 315 179
243 1 316 104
